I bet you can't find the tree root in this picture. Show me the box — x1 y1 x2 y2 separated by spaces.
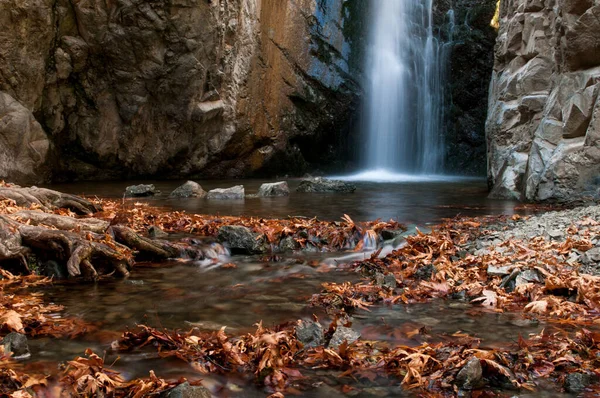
0 186 223 280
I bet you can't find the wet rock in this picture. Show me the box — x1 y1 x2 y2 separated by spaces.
125 184 156 197
2 332 30 358
148 225 169 239
217 225 265 254
414 264 436 280
296 320 324 348
564 372 592 393
328 326 360 349
257 181 289 197
381 229 404 240
455 358 483 390
296 177 356 193
278 236 299 252
160 382 211 398
374 272 397 289
169 181 206 198
206 186 244 200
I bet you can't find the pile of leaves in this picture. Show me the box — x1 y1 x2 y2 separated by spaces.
92 199 404 252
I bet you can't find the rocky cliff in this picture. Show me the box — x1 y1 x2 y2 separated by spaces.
0 0 366 183
487 0 600 200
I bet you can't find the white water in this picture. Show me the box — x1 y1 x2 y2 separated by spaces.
362 0 452 176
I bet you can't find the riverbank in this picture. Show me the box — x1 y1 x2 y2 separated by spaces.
0 186 599 397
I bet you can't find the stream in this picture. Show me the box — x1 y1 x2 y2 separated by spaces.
29 178 574 397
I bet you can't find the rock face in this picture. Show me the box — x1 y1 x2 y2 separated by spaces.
0 0 367 183
487 0 600 200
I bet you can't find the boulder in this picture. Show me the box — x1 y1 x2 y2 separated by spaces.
257 181 289 197
217 225 266 254
206 186 244 200
125 184 156 197
2 332 30 358
296 177 356 193
328 326 360 349
160 382 211 398
169 181 206 198
296 320 324 348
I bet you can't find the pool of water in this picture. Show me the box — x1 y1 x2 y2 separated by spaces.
45 177 519 224
24 179 575 396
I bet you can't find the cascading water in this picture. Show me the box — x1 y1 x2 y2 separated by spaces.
359 0 453 179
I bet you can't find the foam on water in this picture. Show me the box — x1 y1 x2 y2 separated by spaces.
333 169 476 183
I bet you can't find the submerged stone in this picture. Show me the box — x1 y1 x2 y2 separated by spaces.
296 177 356 193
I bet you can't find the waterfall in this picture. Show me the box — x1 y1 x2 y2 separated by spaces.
362 0 451 177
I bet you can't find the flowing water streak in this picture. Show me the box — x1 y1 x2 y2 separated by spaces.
364 0 452 175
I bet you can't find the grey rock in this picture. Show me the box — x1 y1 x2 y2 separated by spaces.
415 264 436 280
160 382 211 398
296 320 324 348
278 236 298 252
455 358 483 390
328 326 360 349
581 247 600 265
515 269 544 286
206 186 244 200
487 265 513 277
296 178 356 193
169 181 206 198
148 226 169 239
564 372 592 393
257 181 289 197
125 184 156 197
217 225 265 254
2 332 30 358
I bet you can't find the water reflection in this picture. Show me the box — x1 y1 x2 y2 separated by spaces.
44 178 519 224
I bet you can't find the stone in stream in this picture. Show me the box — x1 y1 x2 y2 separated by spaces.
564 372 593 393
278 236 299 252
455 358 483 390
296 320 324 348
169 181 206 198
296 177 356 193
257 181 289 197
217 225 266 254
125 184 157 197
160 382 211 398
381 228 404 240
206 185 244 200
2 332 30 358
328 326 360 349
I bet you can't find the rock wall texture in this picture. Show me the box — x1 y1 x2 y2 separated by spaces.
0 0 366 183
487 0 600 200
435 0 498 176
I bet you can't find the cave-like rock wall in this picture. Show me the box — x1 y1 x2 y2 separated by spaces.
0 0 367 183
487 0 600 200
